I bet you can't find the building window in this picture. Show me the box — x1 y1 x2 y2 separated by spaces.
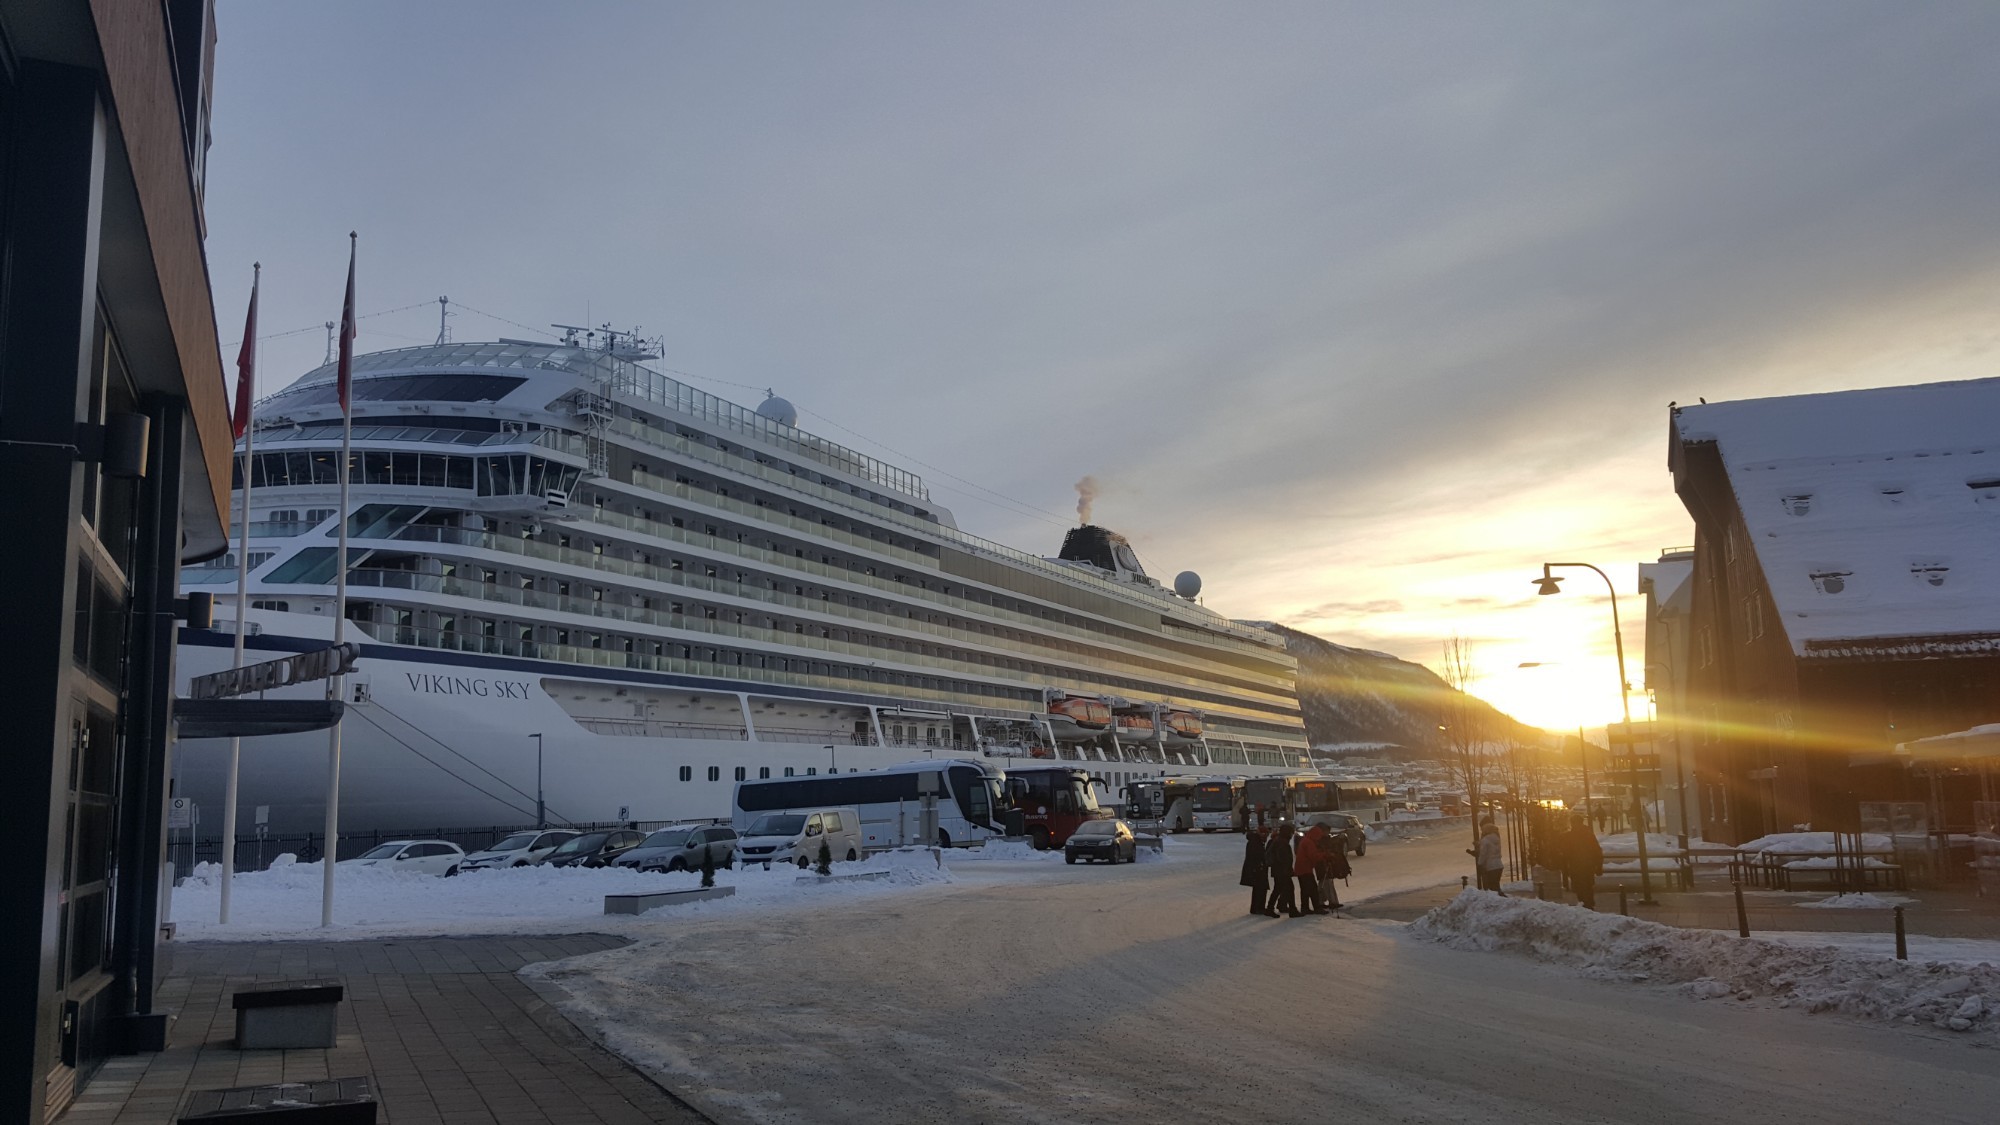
1742 595 1764 640
1696 626 1716 668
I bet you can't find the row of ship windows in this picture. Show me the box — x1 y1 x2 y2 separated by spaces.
349 602 1303 725
233 450 584 498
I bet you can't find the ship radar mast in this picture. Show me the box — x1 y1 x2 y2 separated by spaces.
551 322 662 361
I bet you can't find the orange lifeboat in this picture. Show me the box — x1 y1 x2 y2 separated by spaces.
1049 696 1111 729
1164 711 1203 738
1114 713 1155 736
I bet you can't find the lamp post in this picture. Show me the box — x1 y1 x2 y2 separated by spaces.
1534 562 1655 905
530 733 545 829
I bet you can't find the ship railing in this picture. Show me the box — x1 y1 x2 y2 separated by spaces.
343 567 1303 720
574 717 748 740
348 539 1301 706
603 415 1283 650
629 468 938 571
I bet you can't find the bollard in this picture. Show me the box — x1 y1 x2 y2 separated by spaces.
1461 875 1468 891
1894 905 1908 961
1619 887 1628 916
1734 877 1750 938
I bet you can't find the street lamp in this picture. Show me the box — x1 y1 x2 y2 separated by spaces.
1532 562 1655 905
530 732 545 829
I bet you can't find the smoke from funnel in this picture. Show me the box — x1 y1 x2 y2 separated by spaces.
1074 476 1100 525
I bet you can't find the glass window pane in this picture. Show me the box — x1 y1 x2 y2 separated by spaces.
392 452 420 486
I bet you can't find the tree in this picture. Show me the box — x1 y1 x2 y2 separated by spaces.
816 839 833 877
700 844 717 889
1436 634 1491 871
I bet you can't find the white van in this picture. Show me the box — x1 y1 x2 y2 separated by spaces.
737 807 864 869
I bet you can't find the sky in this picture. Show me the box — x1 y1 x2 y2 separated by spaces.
202 2 2000 733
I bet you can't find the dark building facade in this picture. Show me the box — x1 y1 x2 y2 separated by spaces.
1670 380 2000 846
0 2 230 1120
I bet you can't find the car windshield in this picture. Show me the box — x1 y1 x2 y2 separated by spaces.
643 829 693 848
746 815 806 837
552 833 607 854
489 833 538 852
1072 820 1117 837
357 844 404 860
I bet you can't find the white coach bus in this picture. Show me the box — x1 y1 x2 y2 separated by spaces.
731 759 1007 849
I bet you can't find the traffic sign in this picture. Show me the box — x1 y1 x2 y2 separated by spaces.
168 797 195 829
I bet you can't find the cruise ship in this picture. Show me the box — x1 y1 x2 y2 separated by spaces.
174 334 1313 836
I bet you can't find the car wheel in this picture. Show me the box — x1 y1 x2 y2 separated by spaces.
512 859 529 867
938 829 951 848
1065 854 1076 865
1355 843 1366 857
845 849 857 862
444 865 459 878
666 858 686 873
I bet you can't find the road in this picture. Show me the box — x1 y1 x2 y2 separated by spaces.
538 831 2000 1124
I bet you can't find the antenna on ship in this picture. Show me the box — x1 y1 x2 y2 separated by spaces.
435 296 451 345
323 321 337 365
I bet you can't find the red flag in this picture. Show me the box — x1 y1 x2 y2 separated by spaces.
337 233 357 414
232 265 259 439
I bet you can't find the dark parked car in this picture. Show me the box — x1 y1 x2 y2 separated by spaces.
1064 818 1137 865
1298 811 1367 857
542 829 648 868
615 825 739 873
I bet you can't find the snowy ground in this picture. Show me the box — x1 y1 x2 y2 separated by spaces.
524 832 2000 1124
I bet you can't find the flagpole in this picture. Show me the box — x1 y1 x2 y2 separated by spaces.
322 234 356 928
220 262 259 925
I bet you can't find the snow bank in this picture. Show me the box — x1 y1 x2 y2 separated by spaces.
170 849 956 942
1597 833 1684 857
1409 890 2000 1035
1736 832 1893 855
958 838 1061 862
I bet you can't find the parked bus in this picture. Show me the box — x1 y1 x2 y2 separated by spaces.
1190 777 1245 832
732 760 1005 849
1333 780 1390 823
1004 766 1103 849
1238 774 1387 826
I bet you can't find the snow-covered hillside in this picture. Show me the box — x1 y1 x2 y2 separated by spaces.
1253 622 1541 755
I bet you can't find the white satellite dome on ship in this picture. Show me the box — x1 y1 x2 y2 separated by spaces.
756 391 798 428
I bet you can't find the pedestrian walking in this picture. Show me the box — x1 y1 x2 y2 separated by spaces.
1321 833 1351 909
1265 824 1299 918
1295 823 1324 914
1240 825 1270 916
1468 818 1504 893
1562 814 1603 910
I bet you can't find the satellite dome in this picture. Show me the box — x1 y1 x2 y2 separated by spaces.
755 391 798 428
1173 571 1203 599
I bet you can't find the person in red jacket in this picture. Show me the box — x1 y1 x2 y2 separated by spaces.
1294 823 1324 914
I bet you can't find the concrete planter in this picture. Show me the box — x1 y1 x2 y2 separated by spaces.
603 886 736 915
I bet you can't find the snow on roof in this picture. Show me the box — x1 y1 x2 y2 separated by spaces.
1673 377 2000 657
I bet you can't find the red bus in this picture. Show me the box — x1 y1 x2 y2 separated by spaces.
1004 766 1104 849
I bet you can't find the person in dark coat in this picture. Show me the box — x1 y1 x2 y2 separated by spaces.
1321 833 1352 909
1265 824 1299 918
1562 814 1603 909
1240 825 1270 916
1295 823 1325 915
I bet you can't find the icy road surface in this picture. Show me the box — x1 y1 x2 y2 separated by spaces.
534 832 2000 1124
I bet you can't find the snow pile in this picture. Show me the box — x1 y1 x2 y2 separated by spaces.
1597 833 1684 857
1409 889 2000 1034
960 838 1061 862
1796 893 1911 909
1737 832 1893 855
170 848 959 941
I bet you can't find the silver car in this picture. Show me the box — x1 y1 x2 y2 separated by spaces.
615 825 739 873
459 829 580 871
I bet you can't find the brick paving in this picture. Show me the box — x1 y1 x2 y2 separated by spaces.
63 935 711 1125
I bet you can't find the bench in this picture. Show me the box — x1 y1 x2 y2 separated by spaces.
180 1077 376 1123
603 886 735 915
1775 858 1907 892
232 980 343 1050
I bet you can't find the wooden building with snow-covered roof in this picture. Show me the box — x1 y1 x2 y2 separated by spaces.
1669 378 2000 845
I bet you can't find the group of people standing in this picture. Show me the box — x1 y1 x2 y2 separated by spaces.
1239 821 1351 918
1467 813 1607 910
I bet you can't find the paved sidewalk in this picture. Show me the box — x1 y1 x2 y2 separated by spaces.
1351 879 2000 938
64 935 709 1125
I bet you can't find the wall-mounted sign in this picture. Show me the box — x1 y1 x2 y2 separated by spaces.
189 643 360 700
